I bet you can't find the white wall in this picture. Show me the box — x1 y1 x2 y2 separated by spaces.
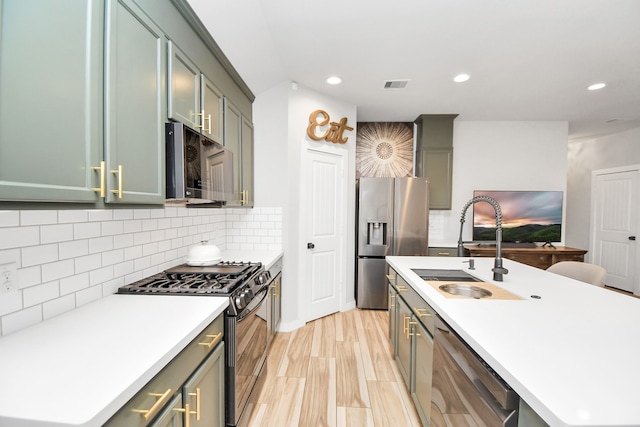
253 81 357 332
566 126 640 256
430 121 569 245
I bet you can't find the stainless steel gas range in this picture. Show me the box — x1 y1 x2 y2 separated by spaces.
118 261 272 427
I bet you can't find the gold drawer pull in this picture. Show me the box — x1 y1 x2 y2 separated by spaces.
92 161 106 197
111 165 123 199
173 402 194 427
386 274 395 281
132 388 172 420
437 252 451 256
409 320 420 337
396 285 408 292
198 332 222 349
414 307 432 318
188 387 201 420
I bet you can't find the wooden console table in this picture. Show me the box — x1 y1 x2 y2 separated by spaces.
463 245 587 270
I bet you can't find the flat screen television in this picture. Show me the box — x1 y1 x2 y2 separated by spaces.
472 190 563 245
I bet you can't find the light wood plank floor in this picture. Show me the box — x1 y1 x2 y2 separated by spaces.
241 309 422 427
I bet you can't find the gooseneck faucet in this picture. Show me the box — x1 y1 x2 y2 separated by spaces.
457 195 509 281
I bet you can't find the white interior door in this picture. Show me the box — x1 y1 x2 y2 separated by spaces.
302 143 346 322
591 167 639 294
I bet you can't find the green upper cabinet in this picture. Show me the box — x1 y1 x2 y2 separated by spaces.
414 114 458 210
104 0 166 204
168 41 224 144
0 0 103 203
224 98 253 207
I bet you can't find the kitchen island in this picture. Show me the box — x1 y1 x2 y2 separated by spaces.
387 255 640 427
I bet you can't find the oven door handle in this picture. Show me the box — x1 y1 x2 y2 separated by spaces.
237 286 269 321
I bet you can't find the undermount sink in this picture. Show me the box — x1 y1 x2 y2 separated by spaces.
438 283 493 299
411 268 480 282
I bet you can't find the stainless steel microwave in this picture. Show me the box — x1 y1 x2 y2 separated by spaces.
165 122 234 205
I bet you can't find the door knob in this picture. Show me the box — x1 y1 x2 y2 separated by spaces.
629 236 636 241
307 242 315 249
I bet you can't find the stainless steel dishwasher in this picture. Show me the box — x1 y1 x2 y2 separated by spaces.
431 316 519 427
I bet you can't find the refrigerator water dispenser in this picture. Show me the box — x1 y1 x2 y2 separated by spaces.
367 222 387 246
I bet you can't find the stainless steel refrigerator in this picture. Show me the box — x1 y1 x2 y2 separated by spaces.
356 177 429 309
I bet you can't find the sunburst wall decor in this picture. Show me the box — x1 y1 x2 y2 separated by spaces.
356 122 413 178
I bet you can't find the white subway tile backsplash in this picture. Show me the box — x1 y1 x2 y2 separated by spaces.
0 226 40 250
89 266 114 286
75 254 102 274
0 206 281 336
60 273 89 295
58 210 89 223
0 211 20 227
59 240 89 260
41 259 75 282
43 294 76 320
0 291 22 317
41 224 74 244
23 280 59 307
20 210 57 226
87 210 113 222
22 244 58 268
102 220 124 236
74 222 101 240
18 266 42 289
113 209 134 220
2 305 42 335
76 285 103 307
89 236 114 255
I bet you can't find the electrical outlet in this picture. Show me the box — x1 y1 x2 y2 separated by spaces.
0 262 18 294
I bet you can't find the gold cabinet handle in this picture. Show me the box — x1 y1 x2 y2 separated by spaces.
386 274 396 284
409 319 420 337
396 285 408 292
132 388 172 420
414 307 432 318
437 252 451 256
188 387 201 421
270 283 279 297
403 315 410 339
196 110 204 130
92 161 106 198
173 402 192 427
111 165 123 199
205 113 212 134
389 293 395 308
198 332 222 349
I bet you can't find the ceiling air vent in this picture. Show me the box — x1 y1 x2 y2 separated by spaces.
384 80 409 89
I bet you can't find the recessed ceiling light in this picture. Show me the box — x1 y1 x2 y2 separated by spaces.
588 83 606 91
453 74 470 83
326 76 342 85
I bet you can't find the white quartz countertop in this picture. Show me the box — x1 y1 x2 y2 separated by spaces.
0 294 228 427
387 256 640 427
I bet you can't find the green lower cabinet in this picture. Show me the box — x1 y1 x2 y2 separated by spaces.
181 343 225 426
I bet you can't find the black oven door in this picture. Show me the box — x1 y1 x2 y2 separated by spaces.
228 285 269 425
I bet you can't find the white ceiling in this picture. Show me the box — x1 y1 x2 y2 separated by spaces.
186 0 640 141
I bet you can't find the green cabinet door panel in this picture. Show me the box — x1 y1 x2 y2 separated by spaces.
241 115 254 207
0 0 103 202
105 0 165 204
201 75 224 143
168 41 200 130
182 343 225 426
224 98 242 205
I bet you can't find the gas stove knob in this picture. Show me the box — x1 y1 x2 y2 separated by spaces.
235 295 245 310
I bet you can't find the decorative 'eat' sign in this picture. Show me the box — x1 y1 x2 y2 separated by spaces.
306 110 354 144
